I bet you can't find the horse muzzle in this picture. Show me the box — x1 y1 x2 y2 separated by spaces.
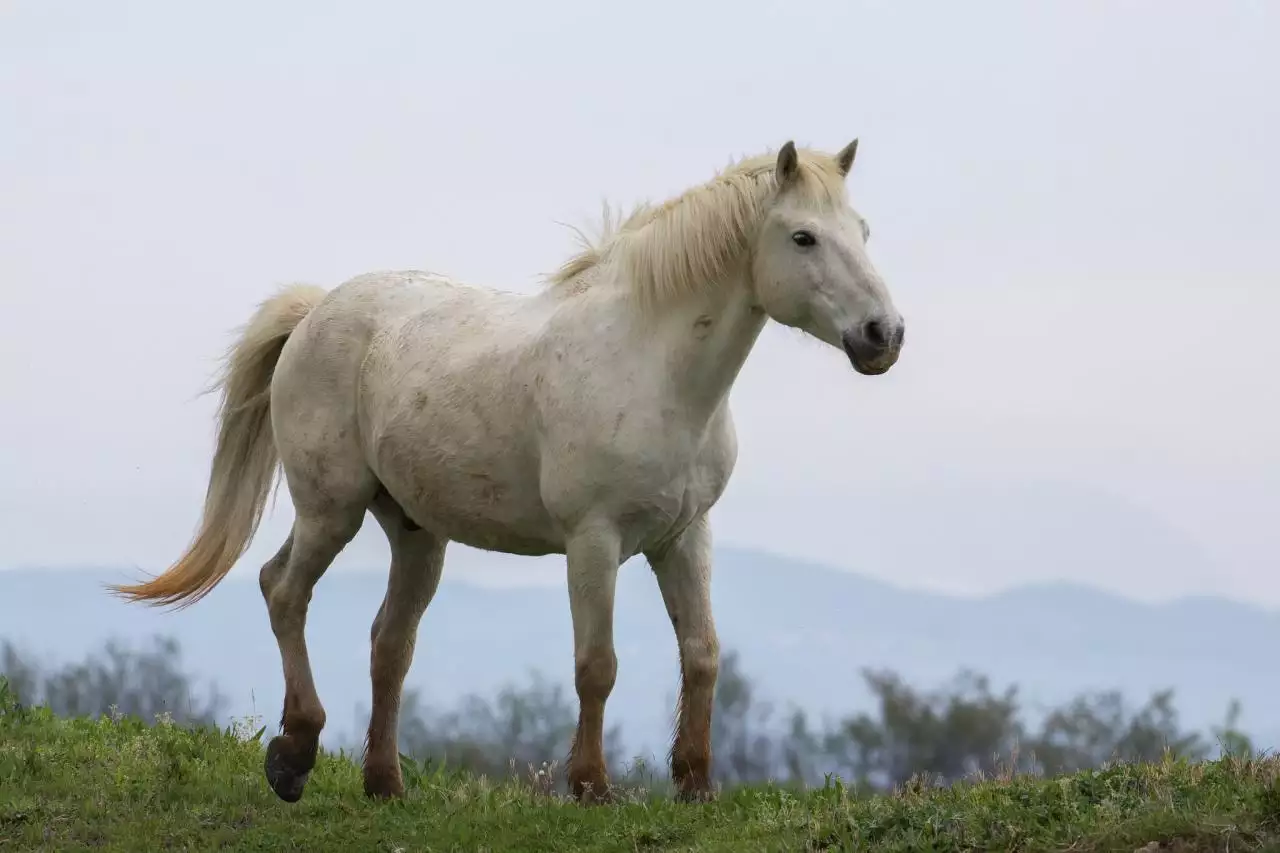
841 317 904 375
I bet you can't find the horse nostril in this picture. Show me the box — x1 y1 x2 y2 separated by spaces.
863 318 890 350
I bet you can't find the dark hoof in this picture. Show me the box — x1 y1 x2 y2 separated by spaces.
265 736 310 803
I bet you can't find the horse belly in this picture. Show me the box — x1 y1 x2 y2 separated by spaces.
373 433 562 556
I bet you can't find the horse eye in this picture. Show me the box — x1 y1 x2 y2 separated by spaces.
791 230 816 247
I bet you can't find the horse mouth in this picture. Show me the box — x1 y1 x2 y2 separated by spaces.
842 341 898 376
850 358 892 376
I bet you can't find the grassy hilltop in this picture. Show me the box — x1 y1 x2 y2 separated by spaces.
3 688 1280 852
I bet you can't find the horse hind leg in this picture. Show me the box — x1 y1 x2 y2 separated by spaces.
361 488 447 799
259 487 372 803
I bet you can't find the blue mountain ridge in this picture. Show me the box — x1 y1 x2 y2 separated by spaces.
3 547 1274 760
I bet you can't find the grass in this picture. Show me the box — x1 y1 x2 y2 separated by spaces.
4 690 1280 852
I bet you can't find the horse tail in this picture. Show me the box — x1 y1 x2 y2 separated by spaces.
109 284 329 608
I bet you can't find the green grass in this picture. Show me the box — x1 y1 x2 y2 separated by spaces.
4 696 1280 852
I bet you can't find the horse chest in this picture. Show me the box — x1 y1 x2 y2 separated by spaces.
619 465 727 557
545 413 737 556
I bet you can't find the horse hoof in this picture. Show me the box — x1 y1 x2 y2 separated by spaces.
362 766 405 800
675 786 717 804
571 780 615 806
264 736 310 803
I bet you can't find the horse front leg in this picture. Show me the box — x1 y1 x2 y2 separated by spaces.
564 523 622 804
646 516 719 803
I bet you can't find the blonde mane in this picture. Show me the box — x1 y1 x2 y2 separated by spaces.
547 147 849 311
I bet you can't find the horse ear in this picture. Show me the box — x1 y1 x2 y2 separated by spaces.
775 140 799 185
836 138 859 176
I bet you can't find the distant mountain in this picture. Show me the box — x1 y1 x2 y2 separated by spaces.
4 548 1276 759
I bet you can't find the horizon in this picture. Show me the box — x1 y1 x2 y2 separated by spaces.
10 544 1280 616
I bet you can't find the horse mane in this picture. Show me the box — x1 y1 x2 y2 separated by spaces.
546 146 848 311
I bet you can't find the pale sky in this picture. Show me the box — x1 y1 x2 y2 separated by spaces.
2 1 1277 604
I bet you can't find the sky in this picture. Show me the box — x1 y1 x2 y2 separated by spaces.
1 1 1277 605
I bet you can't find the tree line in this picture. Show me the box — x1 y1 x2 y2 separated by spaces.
0 636 1253 793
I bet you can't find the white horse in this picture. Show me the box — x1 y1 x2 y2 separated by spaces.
111 139 905 804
